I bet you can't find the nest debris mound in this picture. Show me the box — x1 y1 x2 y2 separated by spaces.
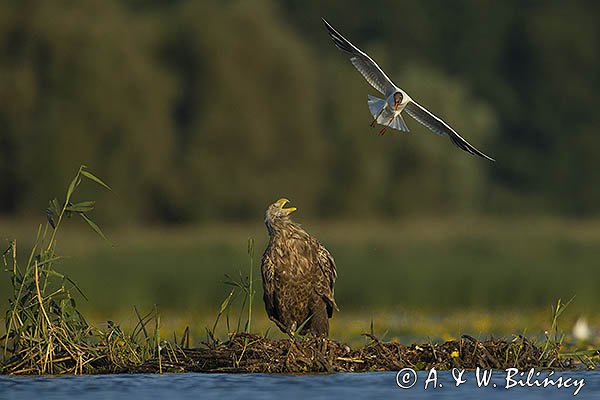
132 333 573 374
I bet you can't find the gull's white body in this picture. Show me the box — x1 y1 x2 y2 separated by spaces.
323 18 494 161
368 93 411 132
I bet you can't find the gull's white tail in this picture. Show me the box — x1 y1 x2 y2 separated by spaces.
367 95 409 132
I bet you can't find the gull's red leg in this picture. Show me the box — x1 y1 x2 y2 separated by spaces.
379 114 396 136
370 106 386 128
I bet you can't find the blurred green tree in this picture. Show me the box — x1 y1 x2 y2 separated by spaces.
0 0 176 222
163 1 328 220
0 0 599 223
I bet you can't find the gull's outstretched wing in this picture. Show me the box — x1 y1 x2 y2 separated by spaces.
404 101 495 161
323 18 396 96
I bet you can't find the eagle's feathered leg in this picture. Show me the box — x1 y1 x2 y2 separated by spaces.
309 299 329 337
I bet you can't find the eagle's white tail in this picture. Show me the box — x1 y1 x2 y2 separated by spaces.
367 95 409 132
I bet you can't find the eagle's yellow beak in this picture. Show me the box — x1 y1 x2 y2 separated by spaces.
275 198 297 214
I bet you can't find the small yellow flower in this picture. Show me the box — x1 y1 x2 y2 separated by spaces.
450 350 459 358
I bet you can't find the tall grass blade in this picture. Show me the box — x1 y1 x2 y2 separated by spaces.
65 171 82 204
247 238 254 334
154 305 162 374
79 213 111 244
81 170 113 192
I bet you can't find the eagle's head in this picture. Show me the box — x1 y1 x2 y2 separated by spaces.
265 198 297 233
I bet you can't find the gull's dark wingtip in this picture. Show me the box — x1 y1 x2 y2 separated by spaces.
469 146 495 162
321 18 337 37
448 131 495 162
473 148 496 162
321 18 355 55
470 144 495 162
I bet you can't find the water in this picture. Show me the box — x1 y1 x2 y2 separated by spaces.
0 371 597 400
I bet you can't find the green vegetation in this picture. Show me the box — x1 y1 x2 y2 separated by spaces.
3 215 600 347
3 217 599 317
1 1 600 222
1 167 598 374
1 1 598 375
0 167 166 374
206 238 257 345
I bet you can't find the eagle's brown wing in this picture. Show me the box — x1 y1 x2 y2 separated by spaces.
260 249 276 320
316 241 338 317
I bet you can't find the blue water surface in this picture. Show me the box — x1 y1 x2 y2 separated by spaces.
0 370 598 400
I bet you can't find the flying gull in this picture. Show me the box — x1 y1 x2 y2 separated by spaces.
323 18 494 161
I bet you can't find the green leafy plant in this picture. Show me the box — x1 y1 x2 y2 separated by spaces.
1 166 112 374
206 238 257 345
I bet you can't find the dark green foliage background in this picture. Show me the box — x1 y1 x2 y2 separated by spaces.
1 0 599 222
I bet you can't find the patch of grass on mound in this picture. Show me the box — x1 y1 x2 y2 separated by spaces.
0 166 163 375
128 298 586 373
130 292 592 373
132 332 573 374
